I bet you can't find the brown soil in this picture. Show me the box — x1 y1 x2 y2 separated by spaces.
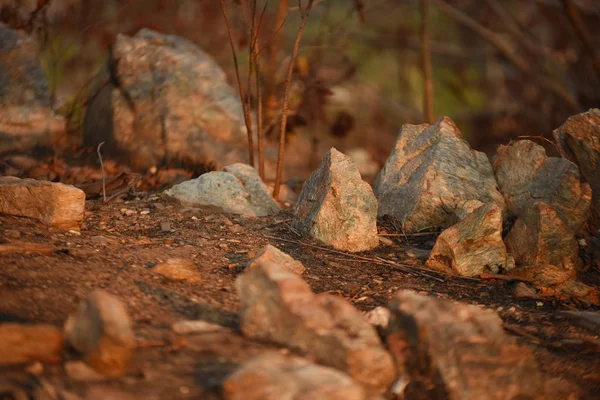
1 193 599 399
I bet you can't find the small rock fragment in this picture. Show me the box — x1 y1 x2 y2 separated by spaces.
236 261 395 393
64 290 136 377
293 148 379 252
152 258 202 283
248 244 305 275
0 323 63 365
364 307 390 329
0 177 85 230
65 361 107 382
425 203 513 277
160 221 172 232
222 352 370 400
374 118 505 232
172 320 227 335
387 290 576 399
514 282 540 299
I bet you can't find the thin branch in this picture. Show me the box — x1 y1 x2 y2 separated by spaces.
96 142 107 202
219 0 255 167
420 0 435 123
273 0 315 200
289 0 325 11
433 0 580 111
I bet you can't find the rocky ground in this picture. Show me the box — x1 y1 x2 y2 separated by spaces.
1 193 599 399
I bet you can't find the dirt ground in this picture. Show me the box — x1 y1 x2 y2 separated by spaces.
1 192 600 400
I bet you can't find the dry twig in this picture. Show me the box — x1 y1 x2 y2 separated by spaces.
96 142 106 202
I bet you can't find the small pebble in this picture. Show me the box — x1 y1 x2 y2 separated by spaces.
160 222 172 232
140 210 150 215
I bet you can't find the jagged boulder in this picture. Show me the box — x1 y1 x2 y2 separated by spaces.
293 148 379 252
554 109 600 228
493 139 591 233
374 117 505 233
236 261 395 393
425 203 513 277
83 28 248 170
0 24 64 153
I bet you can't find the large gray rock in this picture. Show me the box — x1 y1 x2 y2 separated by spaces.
222 353 372 400
386 291 579 400
374 117 505 233
0 177 85 230
83 28 248 170
293 148 379 252
425 203 513 277
553 109 600 229
165 164 279 217
236 261 395 393
0 24 64 153
493 140 591 233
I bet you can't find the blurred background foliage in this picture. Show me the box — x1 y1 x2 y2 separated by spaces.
2 0 599 170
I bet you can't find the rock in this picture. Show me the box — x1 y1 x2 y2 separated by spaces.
386 290 576 400
514 282 540 299
493 139 591 233
222 352 371 400
159 221 172 232
504 202 581 270
0 177 86 230
559 311 600 334
293 148 379 252
506 265 599 305
223 163 280 216
83 28 248 170
364 307 390 329
0 323 63 365
171 320 227 335
554 109 600 228
248 245 305 275
165 167 278 217
152 258 202 283
374 118 505 233
425 203 513 277
0 24 64 154
64 361 107 382
64 290 136 377
236 261 395 393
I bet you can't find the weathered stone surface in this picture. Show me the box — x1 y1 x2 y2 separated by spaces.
293 148 379 252
236 261 395 393
0 323 63 365
507 265 599 305
222 163 280 216
83 28 247 170
0 24 64 153
64 290 136 377
0 177 85 230
165 167 278 217
374 117 505 233
554 109 600 228
493 139 591 233
386 290 577 400
152 258 202 283
425 203 513 277
222 353 371 400
248 245 305 275
504 202 581 270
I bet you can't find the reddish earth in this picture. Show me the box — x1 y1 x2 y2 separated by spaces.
0 193 599 399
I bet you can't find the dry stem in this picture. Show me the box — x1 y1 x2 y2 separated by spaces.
96 141 106 202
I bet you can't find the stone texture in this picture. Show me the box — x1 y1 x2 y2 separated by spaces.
0 323 63 365
293 148 379 252
0 24 64 153
222 353 371 400
374 117 505 233
507 265 599 305
386 290 577 400
425 203 513 277
554 108 600 228
248 245 305 275
493 139 591 233
165 167 278 217
223 163 280 215
236 261 395 393
504 202 581 270
0 177 85 230
83 28 248 170
64 290 136 377
152 258 202 283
